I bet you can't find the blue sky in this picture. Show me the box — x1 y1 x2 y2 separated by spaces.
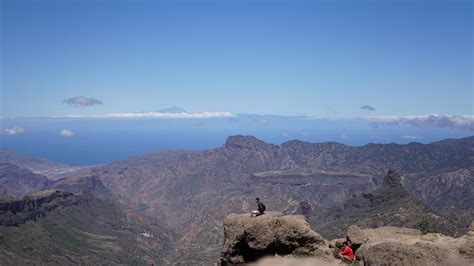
1 0 472 118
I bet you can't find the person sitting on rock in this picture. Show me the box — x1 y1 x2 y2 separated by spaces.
336 242 355 263
250 198 266 217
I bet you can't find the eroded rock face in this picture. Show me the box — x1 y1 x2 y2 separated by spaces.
364 242 444 266
0 190 77 226
345 225 474 266
311 170 461 239
221 212 331 264
383 169 402 187
459 222 474 259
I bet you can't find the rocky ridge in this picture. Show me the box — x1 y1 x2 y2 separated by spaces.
0 188 174 265
311 170 460 239
1 135 473 264
0 190 76 226
344 223 474 266
222 213 474 266
221 212 333 264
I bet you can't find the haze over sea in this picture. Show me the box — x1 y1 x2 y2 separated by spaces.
1 114 472 166
1 1 472 166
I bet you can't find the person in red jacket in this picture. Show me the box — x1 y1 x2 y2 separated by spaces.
337 242 355 262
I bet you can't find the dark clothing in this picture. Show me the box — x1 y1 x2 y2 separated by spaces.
343 236 362 254
343 237 352 247
257 202 266 214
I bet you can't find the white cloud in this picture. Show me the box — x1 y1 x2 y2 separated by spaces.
360 105 376 111
1 127 25 136
60 129 75 137
401 135 421 140
63 96 102 107
65 111 236 119
340 134 351 140
368 114 474 131
252 115 269 126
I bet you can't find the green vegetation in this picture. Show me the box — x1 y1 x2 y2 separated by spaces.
0 192 171 265
291 249 312 257
418 218 435 234
42 221 91 252
0 194 16 201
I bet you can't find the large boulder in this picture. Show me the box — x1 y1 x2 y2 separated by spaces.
345 224 474 266
221 212 332 264
363 242 445 266
458 222 474 259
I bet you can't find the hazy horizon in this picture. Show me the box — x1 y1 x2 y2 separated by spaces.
1 0 473 165
2 114 472 165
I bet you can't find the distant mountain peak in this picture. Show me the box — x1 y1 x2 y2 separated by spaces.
224 135 270 149
158 106 188 113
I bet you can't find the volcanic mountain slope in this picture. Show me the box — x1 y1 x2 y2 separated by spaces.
403 166 474 226
310 170 461 239
59 135 474 263
0 186 174 265
0 163 52 197
0 150 80 179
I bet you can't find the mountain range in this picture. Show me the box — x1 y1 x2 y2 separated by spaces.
0 135 472 264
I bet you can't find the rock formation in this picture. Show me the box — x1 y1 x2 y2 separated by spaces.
221 212 333 264
0 189 173 265
0 190 77 226
2 136 473 264
222 212 474 266
311 170 460 239
344 224 474 266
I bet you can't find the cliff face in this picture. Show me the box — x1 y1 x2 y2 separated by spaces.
221 212 333 264
0 190 77 226
345 224 474 266
221 213 474 266
310 170 460 239
0 189 174 265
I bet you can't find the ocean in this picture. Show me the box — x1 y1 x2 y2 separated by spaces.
1 116 472 166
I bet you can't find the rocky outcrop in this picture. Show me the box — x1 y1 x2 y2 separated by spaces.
311 170 461 239
53 175 109 194
221 212 474 266
459 222 474 259
0 190 77 226
344 224 474 266
221 212 333 264
0 190 174 265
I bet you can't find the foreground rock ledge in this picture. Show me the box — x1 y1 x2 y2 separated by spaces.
220 212 332 264
345 223 474 266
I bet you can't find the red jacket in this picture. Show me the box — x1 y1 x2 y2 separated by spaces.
340 246 355 260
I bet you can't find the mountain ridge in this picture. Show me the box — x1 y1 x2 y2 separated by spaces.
54 135 473 263
1 135 472 264
310 170 461 239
